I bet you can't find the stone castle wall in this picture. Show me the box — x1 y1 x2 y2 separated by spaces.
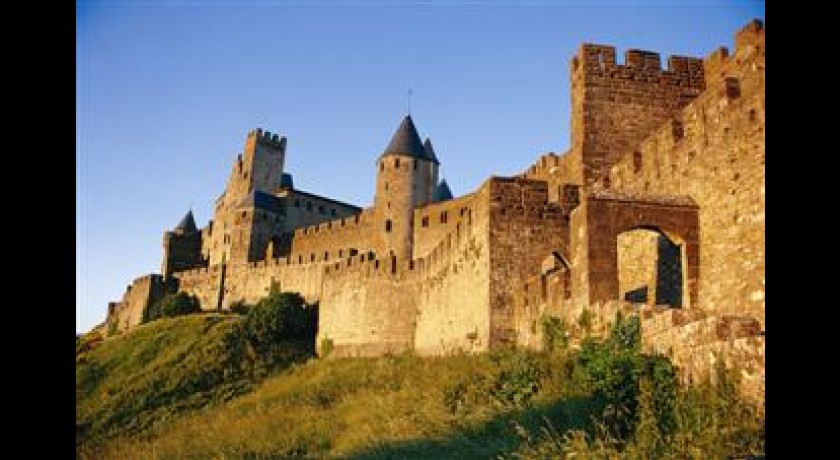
412 193 476 259
286 209 375 264
608 20 765 326
107 274 176 331
280 189 362 231
103 22 765 407
571 43 706 188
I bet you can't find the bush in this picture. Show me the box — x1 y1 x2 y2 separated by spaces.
319 338 334 357
541 316 568 352
576 308 592 334
143 292 201 323
107 320 119 337
229 300 250 315
575 314 649 442
242 291 317 357
490 351 544 408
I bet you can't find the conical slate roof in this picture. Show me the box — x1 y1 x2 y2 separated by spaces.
433 179 453 202
175 210 197 233
383 115 426 159
423 137 440 164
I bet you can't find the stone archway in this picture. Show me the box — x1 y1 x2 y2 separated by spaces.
617 227 683 307
578 191 699 308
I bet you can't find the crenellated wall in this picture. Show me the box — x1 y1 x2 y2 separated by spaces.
413 193 490 356
319 253 420 357
106 274 178 332
608 19 765 326
486 177 568 347
279 189 362 231
285 209 375 264
412 193 476 259
103 22 764 408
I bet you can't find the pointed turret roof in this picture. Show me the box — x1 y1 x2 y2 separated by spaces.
175 210 197 233
383 115 426 159
433 179 453 202
423 137 440 164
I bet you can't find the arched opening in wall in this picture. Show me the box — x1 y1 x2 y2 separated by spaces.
616 227 683 308
385 220 392 232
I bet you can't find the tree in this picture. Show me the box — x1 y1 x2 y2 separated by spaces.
242 291 317 356
143 292 201 323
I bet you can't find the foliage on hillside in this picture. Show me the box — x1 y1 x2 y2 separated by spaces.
77 310 764 460
142 291 201 323
76 291 319 449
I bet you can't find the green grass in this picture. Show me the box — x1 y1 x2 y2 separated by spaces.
77 314 764 460
76 313 311 449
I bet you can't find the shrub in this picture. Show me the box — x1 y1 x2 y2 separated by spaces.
319 337 334 357
229 300 250 315
541 316 568 352
577 308 592 334
575 314 644 441
143 292 201 323
242 291 317 357
490 351 544 408
106 320 119 337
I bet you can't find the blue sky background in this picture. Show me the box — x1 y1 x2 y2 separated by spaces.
76 0 764 333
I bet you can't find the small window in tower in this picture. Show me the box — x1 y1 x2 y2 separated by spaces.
395 158 400 169
385 182 389 192
331 209 337 217
440 211 448 224
294 199 300 207
380 161 384 172
324 251 329 260
298 255 302 263
422 216 429 227
413 160 417 170
306 201 313 211
310 253 315 262
241 211 247 218
318 205 325 214
385 220 392 232
244 171 249 180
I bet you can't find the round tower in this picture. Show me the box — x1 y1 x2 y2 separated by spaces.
374 115 438 261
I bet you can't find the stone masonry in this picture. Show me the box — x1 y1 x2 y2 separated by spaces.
104 20 765 403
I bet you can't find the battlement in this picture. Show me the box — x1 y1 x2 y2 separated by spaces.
521 151 563 178
573 43 704 84
293 208 373 238
324 203 479 283
609 66 763 192
247 128 287 149
703 19 764 84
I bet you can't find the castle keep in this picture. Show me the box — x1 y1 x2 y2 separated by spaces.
105 21 764 398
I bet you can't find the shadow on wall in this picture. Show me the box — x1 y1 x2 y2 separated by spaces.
618 230 683 308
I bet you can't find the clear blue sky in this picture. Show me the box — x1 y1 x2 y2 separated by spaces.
76 0 764 333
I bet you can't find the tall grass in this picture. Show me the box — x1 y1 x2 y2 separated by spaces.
77 314 764 459
76 313 312 449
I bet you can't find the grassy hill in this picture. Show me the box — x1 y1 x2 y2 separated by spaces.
76 313 764 459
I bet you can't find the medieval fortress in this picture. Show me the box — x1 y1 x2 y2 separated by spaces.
105 21 764 398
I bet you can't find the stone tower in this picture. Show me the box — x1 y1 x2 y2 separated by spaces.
162 210 204 277
207 129 287 266
570 44 705 189
228 128 287 199
374 115 439 260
